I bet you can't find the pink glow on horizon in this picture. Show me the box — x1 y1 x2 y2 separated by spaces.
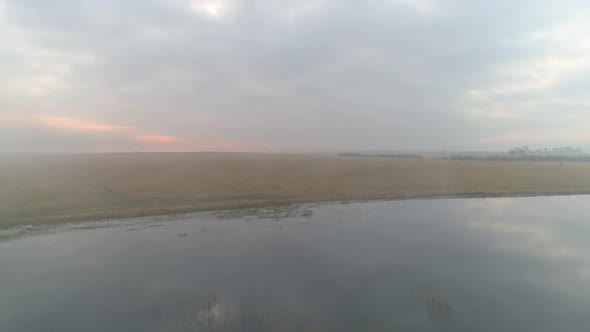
36 116 133 132
35 115 183 144
134 134 182 143
31 114 269 152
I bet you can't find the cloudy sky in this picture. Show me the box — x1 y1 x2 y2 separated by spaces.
1 0 590 153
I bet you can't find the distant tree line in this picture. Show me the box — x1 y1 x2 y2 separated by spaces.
509 146 530 158
451 146 589 162
338 153 424 159
340 146 587 161
450 155 590 162
508 146 585 157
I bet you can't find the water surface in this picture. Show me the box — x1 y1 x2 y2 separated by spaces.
1 196 590 331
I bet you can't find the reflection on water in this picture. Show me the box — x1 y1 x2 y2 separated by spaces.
1 196 590 331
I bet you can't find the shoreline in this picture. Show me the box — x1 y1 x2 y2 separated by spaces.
2 190 590 231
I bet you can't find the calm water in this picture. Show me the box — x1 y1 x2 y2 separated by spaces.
2 196 590 331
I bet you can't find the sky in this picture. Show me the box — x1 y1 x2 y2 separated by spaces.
1 0 590 153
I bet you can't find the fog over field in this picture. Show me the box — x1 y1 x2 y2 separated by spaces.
2 0 590 153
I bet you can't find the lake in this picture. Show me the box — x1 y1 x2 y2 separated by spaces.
1 196 590 331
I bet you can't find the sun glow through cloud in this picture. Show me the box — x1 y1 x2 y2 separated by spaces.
205 3 219 17
190 1 228 18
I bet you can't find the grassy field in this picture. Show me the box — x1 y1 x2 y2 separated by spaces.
2 152 590 227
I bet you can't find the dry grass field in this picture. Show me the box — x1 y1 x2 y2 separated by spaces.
2 152 590 227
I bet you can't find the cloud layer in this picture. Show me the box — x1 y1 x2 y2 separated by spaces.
1 0 590 152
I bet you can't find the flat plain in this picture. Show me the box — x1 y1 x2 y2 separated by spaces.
2 152 590 227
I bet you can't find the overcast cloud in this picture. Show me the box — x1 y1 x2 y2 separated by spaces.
1 0 590 152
